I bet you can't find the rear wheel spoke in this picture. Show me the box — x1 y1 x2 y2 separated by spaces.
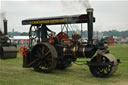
45 50 50 56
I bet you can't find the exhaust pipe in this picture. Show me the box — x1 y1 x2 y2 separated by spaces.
3 19 8 35
87 8 94 45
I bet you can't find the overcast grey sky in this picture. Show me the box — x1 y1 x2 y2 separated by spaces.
0 0 128 33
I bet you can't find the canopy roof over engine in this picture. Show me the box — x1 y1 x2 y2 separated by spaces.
22 14 95 25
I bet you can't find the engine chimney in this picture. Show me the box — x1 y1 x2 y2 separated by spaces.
87 8 94 45
3 19 8 35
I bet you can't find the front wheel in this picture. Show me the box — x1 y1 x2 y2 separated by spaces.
88 53 119 77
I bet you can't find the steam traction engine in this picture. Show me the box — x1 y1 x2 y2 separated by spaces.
0 19 17 59
22 8 120 77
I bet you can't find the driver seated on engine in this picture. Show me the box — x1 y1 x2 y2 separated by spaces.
40 25 55 41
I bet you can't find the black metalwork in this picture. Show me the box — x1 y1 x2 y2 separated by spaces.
87 8 93 45
3 19 8 35
0 19 17 59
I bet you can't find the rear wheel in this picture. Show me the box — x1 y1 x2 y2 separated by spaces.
31 43 57 73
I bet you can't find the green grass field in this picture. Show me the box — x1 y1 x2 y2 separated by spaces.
0 44 128 85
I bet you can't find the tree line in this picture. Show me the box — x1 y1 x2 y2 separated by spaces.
8 30 128 37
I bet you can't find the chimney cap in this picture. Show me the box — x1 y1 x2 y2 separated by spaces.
3 19 7 22
86 8 94 12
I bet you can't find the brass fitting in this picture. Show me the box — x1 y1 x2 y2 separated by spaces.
86 8 94 12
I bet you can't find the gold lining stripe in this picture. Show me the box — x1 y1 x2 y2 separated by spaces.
29 19 67 24
63 48 66 54
72 47 76 58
